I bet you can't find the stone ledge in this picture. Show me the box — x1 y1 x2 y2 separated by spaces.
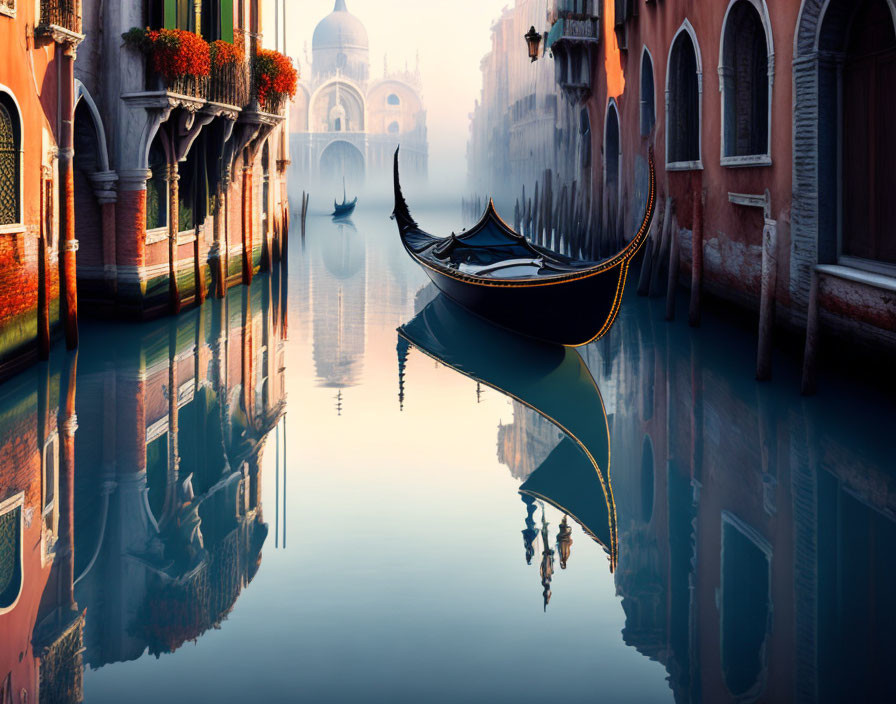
815 264 896 294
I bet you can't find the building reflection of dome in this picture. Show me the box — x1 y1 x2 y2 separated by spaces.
312 0 369 51
321 220 363 280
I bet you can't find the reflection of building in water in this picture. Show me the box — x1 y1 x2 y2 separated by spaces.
289 0 428 188
0 360 84 703
594 301 896 703
71 278 287 665
312 219 366 397
497 402 561 481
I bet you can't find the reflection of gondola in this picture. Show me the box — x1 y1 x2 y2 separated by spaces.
398 293 617 571
392 147 656 346
333 178 357 217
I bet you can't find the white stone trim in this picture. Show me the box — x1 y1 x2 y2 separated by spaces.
639 46 656 137
146 227 168 244
718 0 775 166
0 83 24 229
0 491 25 615
815 264 896 293
665 20 704 171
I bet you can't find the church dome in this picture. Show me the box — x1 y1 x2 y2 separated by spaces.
312 0 369 50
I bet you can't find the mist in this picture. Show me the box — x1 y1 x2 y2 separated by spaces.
268 0 510 197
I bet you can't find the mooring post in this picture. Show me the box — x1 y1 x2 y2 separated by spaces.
688 183 705 327
665 214 681 321
650 198 673 298
757 207 778 381
801 270 820 396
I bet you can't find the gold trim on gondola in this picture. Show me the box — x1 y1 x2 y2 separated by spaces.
396 328 618 572
395 148 656 290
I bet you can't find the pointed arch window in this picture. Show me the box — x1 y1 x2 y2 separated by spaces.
0 95 22 228
720 1 773 166
666 25 703 170
640 49 656 136
0 494 24 613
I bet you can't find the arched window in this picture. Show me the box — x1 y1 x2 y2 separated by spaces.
387 93 400 106
720 513 771 699
146 135 168 231
666 25 702 168
388 121 399 134
841 0 896 263
0 94 22 227
640 49 656 136
0 495 23 612
605 102 622 241
720 1 771 163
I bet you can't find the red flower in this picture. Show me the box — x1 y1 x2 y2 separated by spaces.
124 27 211 81
254 49 298 109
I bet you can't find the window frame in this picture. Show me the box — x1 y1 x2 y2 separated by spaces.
0 87 24 234
718 0 775 169
640 46 656 137
665 21 704 171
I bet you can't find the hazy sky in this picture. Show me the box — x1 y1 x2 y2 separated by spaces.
266 0 511 189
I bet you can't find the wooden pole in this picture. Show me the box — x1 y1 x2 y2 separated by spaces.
649 197 672 297
665 218 680 321
801 270 820 396
757 217 778 380
688 183 705 327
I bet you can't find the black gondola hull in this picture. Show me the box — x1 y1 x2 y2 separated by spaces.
417 260 630 347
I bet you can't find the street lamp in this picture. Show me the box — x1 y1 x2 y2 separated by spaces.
524 26 542 62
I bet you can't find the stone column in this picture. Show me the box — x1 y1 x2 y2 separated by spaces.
168 162 181 314
89 170 119 300
116 170 152 315
59 45 79 349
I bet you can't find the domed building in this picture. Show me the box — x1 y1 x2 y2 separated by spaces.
290 0 428 189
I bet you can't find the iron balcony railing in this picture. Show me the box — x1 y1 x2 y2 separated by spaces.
210 61 251 108
38 0 82 34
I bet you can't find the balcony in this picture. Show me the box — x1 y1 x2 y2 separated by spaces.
36 0 83 43
547 0 600 104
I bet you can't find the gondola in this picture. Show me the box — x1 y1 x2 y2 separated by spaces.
392 146 656 346
332 178 357 218
398 292 617 571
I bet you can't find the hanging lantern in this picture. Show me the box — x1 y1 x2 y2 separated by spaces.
524 26 542 62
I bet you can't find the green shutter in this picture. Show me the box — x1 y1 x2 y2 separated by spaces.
221 0 234 42
164 0 177 28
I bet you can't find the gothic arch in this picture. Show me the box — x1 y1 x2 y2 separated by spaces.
790 0 896 319
0 83 24 229
640 46 656 136
665 20 704 169
74 82 111 172
718 0 775 165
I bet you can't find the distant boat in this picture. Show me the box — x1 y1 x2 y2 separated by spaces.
398 292 617 571
391 146 656 346
332 178 357 217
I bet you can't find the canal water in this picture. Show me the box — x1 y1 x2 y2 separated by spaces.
2 197 895 703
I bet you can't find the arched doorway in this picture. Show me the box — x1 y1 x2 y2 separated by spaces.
319 140 365 189
841 0 896 263
73 101 104 295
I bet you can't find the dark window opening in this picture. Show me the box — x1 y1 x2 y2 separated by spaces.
640 51 656 136
387 93 400 106
388 121 399 135
842 0 896 263
668 31 700 164
146 136 168 230
0 96 21 226
722 2 769 157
